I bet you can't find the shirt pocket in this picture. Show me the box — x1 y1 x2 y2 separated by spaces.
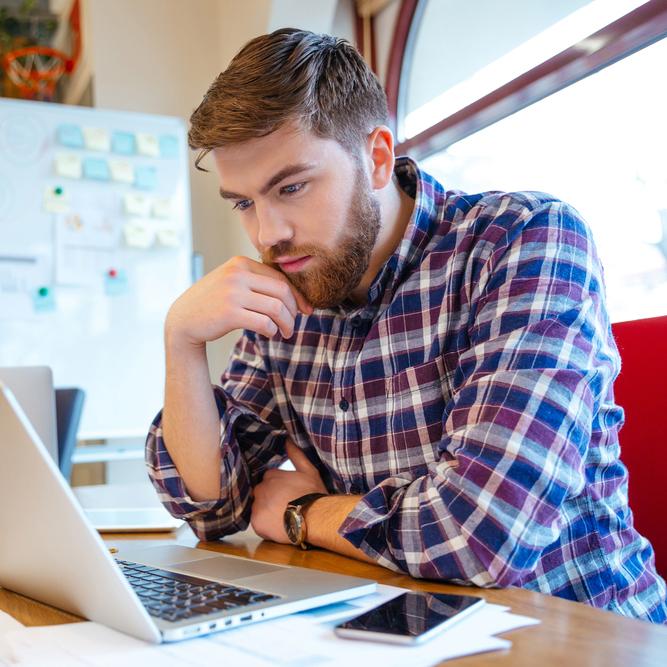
383 356 453 472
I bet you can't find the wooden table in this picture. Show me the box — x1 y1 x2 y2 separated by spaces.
1 526 666 666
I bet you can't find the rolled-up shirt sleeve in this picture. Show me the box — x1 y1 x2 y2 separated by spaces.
145 331 287 541
339 200 620 586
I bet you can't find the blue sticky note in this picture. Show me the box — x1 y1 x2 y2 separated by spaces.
112 131 136 155
135 165 157 191
159 134 179 158
57 124 84 149
83 157 110 181
104 269 128 296
33 286 56 313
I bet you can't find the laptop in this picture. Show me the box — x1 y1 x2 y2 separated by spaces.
73 482 184 532
0 367 187 532
0 366 58 464
0 383 376 643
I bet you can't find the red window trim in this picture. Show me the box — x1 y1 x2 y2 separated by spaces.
388 0 667 159
385 0 420 133
355 5 379 75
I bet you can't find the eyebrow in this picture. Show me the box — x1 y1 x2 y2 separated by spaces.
219 162 317 200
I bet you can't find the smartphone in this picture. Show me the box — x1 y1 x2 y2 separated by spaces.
334 591 485 645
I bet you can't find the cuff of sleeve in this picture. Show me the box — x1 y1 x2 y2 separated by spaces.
145 414 225 518
337 477 411 560
145 405 251 535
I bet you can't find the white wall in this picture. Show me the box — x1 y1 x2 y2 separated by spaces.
85 0 354 380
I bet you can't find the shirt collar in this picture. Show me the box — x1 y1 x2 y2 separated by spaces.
327 156 445 318
366 156 444 308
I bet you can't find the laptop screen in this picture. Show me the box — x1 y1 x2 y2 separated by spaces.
0 366 58 464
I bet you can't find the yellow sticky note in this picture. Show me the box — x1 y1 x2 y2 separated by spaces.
83 127 111 152
157 226 180 247
123 193 151 217
54 153 82 179
123 220 155 248
109 159 134 184
136 133 159 157
43 185 70 214
152 197 173 219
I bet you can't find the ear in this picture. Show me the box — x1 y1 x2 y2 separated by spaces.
366 125 395 191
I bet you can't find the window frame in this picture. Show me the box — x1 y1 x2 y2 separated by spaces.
386 0 667 159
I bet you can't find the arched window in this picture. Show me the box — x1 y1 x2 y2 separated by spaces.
387 0 667 322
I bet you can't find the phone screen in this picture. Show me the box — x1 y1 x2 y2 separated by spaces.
336 592 483 639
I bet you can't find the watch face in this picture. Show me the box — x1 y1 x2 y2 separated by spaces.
284 509 304 545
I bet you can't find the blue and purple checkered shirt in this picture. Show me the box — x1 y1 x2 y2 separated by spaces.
147 157 667 623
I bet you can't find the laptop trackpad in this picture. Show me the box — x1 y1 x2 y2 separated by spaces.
174 555 283 582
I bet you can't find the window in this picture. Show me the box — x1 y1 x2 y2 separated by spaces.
421 37 667 323
391 0 667 321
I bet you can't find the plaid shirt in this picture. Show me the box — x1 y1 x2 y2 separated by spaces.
147 157 667 623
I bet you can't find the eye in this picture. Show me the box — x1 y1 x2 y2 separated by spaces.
232 199 253 211
280 182 305 196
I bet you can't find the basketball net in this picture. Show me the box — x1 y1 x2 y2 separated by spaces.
2 46 68 101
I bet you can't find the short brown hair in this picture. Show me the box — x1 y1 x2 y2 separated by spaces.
189 28 388 170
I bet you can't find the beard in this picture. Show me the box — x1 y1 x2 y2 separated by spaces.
262 170 381 309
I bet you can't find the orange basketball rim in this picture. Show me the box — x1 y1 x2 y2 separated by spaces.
2 46 69 101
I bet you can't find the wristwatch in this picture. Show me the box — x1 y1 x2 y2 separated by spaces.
283 493 327 550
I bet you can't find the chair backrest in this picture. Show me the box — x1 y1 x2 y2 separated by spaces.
55 387 85 482
611 315 667 580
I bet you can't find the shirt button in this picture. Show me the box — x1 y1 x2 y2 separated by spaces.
350 316 362 328
339 398 349 411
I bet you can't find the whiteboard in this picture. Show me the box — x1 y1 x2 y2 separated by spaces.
0 98 192 440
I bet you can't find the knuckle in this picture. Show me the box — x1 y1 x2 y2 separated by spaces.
229 255 247 267
270 300 284 318
280 282 292 300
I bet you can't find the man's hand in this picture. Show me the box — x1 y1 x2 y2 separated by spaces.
250 440 328 543
165 256 313 350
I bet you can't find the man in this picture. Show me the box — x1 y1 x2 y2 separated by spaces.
146 28 667 623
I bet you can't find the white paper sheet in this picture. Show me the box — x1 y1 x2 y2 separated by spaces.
0 584 539 666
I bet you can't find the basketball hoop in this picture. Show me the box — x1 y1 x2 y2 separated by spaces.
2 46 68 101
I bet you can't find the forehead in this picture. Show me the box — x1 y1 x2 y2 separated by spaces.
211 123 352 190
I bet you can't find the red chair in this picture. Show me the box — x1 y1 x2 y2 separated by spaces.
611 315 667 580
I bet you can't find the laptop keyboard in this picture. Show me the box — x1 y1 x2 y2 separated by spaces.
116 559 280 623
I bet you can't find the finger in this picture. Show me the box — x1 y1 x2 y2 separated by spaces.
245 262 314 315
239 309 280 338
286 440 318 475
243 292 296 338
246 272 299 320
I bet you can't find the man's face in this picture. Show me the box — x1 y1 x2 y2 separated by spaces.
213 123 381 308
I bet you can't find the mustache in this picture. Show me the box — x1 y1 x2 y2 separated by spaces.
262 242 323 264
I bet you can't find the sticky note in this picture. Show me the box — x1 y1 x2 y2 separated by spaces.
54 153 82 179
43 185 70 214
159 134 179 158
104 268 128 296
157 226 180 247
83 127 111 152
136 133 160 157
57 124 84 149
135 165 157 191
111 131 136 155
109 159 134 184
83 157 111 181
151 197 173 219
123 220 155 248
123 193 151 217
33 286 55 313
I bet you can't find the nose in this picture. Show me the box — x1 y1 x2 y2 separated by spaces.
254 202 293 250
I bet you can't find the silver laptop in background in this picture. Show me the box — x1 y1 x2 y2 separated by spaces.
0 366 58 464
0 366 180 531
0 382 376 643
74 482 183 532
